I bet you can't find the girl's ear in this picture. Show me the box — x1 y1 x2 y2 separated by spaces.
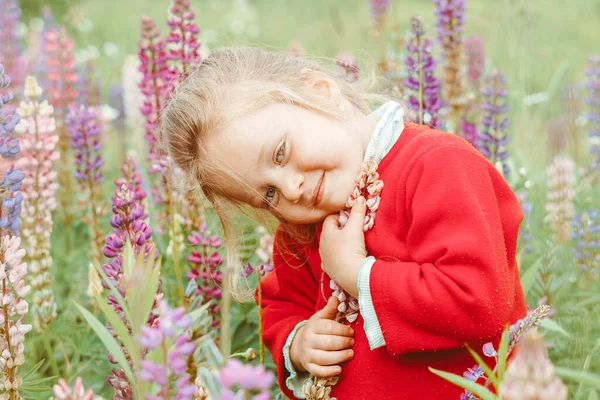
300 68 343 106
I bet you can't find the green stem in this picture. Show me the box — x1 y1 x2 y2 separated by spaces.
42 332 60 377
220 264 232 359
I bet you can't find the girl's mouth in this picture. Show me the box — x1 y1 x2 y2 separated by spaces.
312 171 325 206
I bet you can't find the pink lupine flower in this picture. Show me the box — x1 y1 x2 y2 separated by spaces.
465 37 485 93
52 377 95 400
0 235 31 399
43 26 79 246
336 53 359 84
15 76 59 330
165 0 203 81
187 223 224 329
219 359 275 399
138 301 196 400
434 0 466 125
545 156 576 244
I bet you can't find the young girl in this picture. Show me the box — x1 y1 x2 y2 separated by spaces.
162 47 527 399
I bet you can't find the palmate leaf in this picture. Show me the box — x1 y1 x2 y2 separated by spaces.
540 318 571 337
74 302 135 387
197 367 222 398
94 259 135 329
428 367 497 400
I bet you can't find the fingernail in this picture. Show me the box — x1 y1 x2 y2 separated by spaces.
350 339 355 345
358 196 365 204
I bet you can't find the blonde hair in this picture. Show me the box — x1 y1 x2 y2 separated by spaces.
162 46 394 301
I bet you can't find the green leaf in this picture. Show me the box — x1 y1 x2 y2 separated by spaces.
429 368 497 400
520 257 542 296
197 367 222 398
588 390 599 400
74 301 135 385
540 318 571 337
496 330 510 382
20 359 45 380
465 344 499 390
555 367 600 390
94 262 135 328
94 293 140 368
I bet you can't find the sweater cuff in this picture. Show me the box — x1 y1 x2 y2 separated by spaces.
357 256 386 350
283 320 310 398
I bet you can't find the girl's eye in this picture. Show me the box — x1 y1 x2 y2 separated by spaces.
275 142 286 164
265 186 277 205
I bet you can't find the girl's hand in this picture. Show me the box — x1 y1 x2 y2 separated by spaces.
290 297 355 377
320 197 368 297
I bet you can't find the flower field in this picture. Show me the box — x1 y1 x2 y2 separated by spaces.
1 0 599 398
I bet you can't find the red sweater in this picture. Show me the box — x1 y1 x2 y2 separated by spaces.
259 123 527 399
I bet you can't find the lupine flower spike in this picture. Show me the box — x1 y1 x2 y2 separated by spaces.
585 55 600 177
219 359 275 400
187 223 224 330
459 36 484 147
1 64 24 237
66 106 106 266
571 210 600 288
0 0 25 98
44 26 79 250
0 235 31 399
405 16 444 128
103 180 162 399
477 69 511 178
499 330 567 400
545 155 576 244
138 301 196 399
15 76 59 331
165 0 203 82
52 377 96 400
434 0 466 131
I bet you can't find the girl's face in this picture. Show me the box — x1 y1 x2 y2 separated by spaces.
206 100 377 224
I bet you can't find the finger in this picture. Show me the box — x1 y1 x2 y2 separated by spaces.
305 363 342 378
314 319 354 337
322 214 341 231
346 196 367 229
308 349 354 366
314 296 340 320
310 334 354 351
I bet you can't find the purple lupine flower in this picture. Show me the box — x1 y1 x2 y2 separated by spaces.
434 0 466 123
477 69 511 177
571 210 599 278
459 99 479 147
138 301 196 400
102 174 161 399
219 359 275 399
67 106 104 185
404 16 444 128
53 377 96 400
187 223 224 329
465 37 485 93
66 105 106 264
463 365 485 382
0 0 25 96
585 55 600 174
114 156 147 217
1 64 21 158
336 52 359 84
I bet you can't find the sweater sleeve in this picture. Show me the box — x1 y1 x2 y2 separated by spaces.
257 228 318 400
370 145 524 357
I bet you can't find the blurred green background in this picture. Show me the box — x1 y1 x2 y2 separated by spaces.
19 0 600 169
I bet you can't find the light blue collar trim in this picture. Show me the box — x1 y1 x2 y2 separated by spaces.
363 101 405 164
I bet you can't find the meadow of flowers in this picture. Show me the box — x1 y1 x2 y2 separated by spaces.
1 0 599 399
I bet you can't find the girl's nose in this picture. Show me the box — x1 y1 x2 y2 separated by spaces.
281 171 304 204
